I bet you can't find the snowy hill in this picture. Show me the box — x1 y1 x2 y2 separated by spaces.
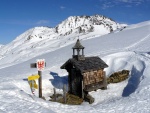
0 19 150 112
0 15 125 68
0 44 3 48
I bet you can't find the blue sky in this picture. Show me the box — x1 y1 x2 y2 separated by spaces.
0 0 150 44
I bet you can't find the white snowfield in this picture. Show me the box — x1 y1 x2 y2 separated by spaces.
0 20 150 113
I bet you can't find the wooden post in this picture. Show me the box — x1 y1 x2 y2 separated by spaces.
53 88 56 101
82 80 84 99
63 84 67 104
38 71 42 98
103 71 107 89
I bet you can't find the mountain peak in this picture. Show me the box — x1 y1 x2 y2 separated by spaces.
55 15 124 35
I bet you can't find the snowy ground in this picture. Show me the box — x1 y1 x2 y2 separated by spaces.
0 21 150 113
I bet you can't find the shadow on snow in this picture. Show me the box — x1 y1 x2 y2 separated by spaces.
49 71 68 90
122 65 145 97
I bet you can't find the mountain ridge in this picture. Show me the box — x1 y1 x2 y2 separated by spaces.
9 14 126 44
55 15 125 35
0 14 126 66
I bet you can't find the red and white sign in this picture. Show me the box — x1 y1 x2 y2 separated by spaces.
37 59 45 71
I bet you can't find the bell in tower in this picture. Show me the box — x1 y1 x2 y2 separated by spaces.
72 39 85 60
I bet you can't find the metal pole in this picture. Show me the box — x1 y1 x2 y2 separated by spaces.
38 71 42 98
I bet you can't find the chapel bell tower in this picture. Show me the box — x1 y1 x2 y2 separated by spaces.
72 39 85 60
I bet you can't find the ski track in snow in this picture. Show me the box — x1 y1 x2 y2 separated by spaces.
126 33 150 50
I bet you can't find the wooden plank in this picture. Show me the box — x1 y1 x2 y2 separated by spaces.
30 63 37 68
83 70 105 86
83 72 88 86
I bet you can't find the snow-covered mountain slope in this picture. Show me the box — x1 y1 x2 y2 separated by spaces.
0 15 125 68
0 20 150 113
0 44 3 48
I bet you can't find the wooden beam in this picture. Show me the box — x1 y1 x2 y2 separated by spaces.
30 63 37 68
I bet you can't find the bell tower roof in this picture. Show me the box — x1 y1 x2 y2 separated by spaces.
72 39 84 49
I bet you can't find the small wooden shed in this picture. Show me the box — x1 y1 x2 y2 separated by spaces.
61 39 108 98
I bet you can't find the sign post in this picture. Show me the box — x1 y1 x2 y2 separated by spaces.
38 70 42 98
30 59 46 98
